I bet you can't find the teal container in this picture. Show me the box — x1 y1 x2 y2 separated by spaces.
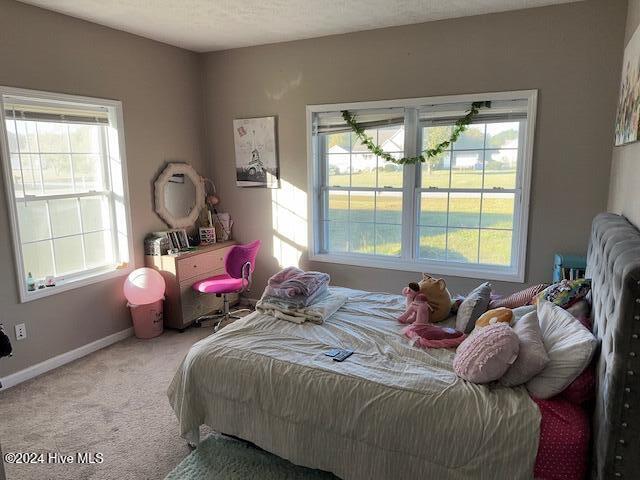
553 253 587 282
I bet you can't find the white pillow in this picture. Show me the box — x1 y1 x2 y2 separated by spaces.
525 300 597 399
500 310 549 387
510 305 535 325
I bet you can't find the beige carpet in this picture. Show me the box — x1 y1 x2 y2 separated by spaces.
0 327 216 480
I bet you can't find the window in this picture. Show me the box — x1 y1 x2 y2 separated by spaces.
0 87 133 302
322 119 405 257
307 91 536 281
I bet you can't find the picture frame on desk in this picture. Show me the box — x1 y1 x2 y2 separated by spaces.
167 229 189 251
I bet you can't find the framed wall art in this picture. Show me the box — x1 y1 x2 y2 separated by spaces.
233 116 279 188
615 24 640 146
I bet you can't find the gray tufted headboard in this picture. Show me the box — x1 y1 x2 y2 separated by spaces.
586 213 640 479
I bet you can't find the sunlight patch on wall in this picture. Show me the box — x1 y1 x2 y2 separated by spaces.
265 73 303 101
271 179 307 267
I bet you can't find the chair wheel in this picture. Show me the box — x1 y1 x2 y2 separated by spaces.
193 321 201 328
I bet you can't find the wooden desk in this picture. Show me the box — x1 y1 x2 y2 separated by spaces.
145 241 238 330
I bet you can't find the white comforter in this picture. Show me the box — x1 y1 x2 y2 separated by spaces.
168 287 540 480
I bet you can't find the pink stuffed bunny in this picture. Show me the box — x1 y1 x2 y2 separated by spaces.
398 291 466 349
401 286 419 309
398 292 433 324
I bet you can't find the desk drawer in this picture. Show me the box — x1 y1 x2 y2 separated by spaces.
176 246 231 281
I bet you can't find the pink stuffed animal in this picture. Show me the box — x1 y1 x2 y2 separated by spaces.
398 292 433 324
398 291 466 349
401 286 419 309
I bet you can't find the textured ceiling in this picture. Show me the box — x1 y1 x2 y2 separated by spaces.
19 0 582 52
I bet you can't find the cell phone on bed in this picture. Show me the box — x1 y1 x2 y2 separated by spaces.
324 348 342 357
333 350 354 362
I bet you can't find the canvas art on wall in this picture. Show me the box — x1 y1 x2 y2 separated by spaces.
233 116 279 188
615 25 640 146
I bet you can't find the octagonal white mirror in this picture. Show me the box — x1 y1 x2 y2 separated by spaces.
154 163 205 229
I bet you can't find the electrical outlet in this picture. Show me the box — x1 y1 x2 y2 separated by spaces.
15 323 26 340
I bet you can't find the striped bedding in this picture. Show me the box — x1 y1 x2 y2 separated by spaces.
168 287 540 480
489 283 548 309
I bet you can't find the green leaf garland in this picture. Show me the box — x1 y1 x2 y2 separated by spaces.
341 100 491 165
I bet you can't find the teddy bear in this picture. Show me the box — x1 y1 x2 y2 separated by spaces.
403 273 453 323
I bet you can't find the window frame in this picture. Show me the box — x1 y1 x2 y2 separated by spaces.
0 86 134 303
306 90 537 282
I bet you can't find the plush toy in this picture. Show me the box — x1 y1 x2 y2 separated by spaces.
475 307 513 329
399 294 466 349
398 292 433 324
405 274 453 323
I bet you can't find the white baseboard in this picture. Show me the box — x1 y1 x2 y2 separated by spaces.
0 327 133 391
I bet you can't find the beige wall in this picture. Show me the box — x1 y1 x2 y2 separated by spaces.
0 0 206 377
609 0 640 226
203 0 626 298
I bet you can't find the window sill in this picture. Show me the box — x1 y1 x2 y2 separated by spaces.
19 265 133 303
308 253 524 283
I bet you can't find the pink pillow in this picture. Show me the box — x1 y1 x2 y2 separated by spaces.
453 323 520 384
574 314 593 331
566 300 591 322
560 363 596 405
489 283 548 309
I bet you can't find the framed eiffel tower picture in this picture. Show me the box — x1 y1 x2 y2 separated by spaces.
233 116 279 188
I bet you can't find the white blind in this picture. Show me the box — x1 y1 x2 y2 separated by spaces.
315 107 404 134
419 99 528 125
314 100 528 134
4 100 109 125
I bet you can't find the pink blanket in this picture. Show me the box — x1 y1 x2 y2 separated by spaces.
267 267 330 298
533 397 590 480
403 324 466 349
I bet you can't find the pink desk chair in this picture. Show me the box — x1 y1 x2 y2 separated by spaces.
192 240 261 330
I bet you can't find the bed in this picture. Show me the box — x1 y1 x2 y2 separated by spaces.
168 213 640 479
